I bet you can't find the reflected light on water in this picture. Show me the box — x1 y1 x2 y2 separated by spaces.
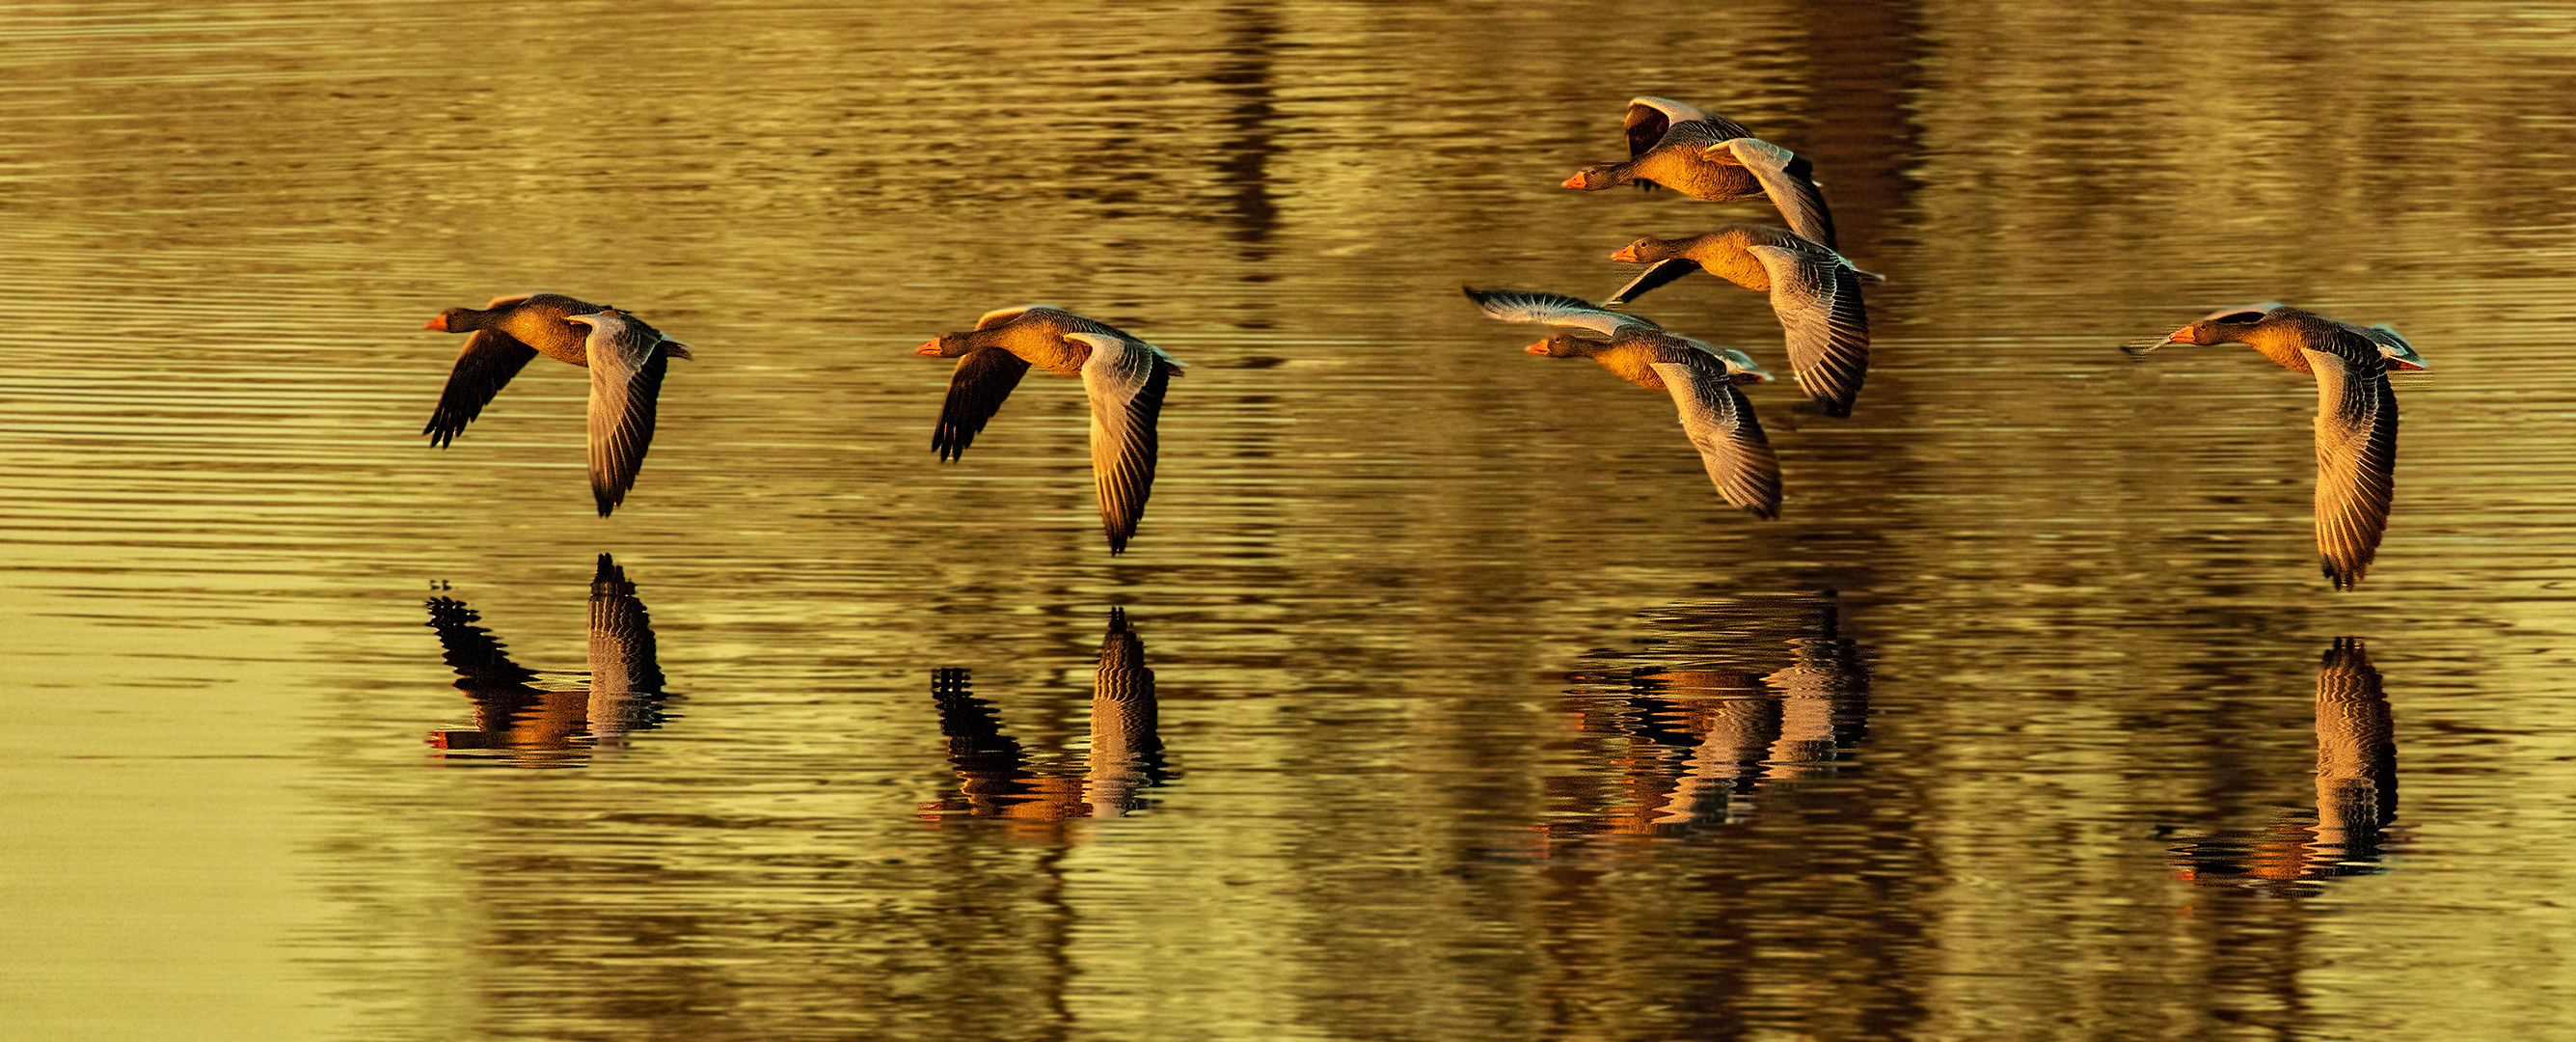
2 2 2574 1040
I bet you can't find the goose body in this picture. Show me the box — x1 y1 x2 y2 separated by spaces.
918 305 1186 554
1562 97 1840 250
2126 304 2424 590
1606 226 1881 416
420 293 692 517
1464 288 1782 519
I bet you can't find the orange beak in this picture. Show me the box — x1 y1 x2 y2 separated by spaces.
422 315 449 332
1560 172 1586 189
914 340 944 356
1610 244 1640 263
1524 342 1551 355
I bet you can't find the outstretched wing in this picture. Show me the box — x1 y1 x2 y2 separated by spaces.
932 347 1032 461
1709 138 1838 251
424 329 539 447
1605 258 1705 307
1463 288 1654 339
1625 96 1753 152
1650 361 1782 519
2306 347 2400 590
1746 243 1870 417
585 324 670 517
1076 333 1177 555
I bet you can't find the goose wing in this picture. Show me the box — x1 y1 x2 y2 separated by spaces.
1625 96 1753 153
933 347 1033 461
424 329 539 447
1708 138 1838 250
1745 242 1870 417
1604 258 1705 307
1075 333 1180 555
1649 361 1782 519
1463 288 1655 339
2306 346 2400 590
584 321 674 517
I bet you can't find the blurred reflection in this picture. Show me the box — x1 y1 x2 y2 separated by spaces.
923 608 1169 821
2170 638 2400 893
422 554 672 763
1543 593 1869 837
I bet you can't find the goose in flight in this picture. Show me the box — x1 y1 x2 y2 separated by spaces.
2126 304 2427 590
918 305 1186 554
1465 288 1782 518
1605 226 1882 416
420 293 691 516
1561 96 1840 251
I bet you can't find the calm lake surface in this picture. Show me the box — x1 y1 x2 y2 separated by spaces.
5 2 2574 1039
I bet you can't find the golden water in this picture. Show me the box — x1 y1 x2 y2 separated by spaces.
4 2 2574 1039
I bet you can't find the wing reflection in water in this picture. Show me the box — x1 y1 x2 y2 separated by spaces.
2170 637 2400 893
924 608 1170 822
1545 592 1869 838
422 554 674 764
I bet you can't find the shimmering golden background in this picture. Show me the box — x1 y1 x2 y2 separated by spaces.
3 2 2572 1039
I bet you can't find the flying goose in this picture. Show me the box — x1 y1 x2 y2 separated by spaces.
1605 226 1882 416
1465 288 1782 518
1561 96 1840 251
420 293 691 516
2126 304 2426 589
918 305 1186 554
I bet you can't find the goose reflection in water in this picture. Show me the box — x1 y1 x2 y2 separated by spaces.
421 553 672 762
2169 638 2400 895
923 608 1169 822
1542 593 1868 837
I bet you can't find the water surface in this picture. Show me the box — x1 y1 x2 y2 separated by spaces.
4 2 2574 1039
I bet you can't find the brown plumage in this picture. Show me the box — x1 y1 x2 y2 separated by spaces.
1561 96 1839 251
1464 288 1783 519
420 293 693 517
917 305 1187 555
2127 305 2423 590
1606 226 1882 417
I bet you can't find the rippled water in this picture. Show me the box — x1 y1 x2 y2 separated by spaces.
6 2 2575 1039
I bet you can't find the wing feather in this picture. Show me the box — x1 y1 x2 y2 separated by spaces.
584 320 670 517
1076 333 1175 555
1463 288 1655 339
1604 258 1704 307
424 329 539 447
1746 243 1870 417
932 348 1032 461
1713 139 1838 250
2306 347 2399 590
1650 361 1782 519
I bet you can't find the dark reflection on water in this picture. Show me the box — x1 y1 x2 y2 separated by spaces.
2169 637 2400 896
925 608 1170 822
1545 593 1867 836
421 554 674 764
